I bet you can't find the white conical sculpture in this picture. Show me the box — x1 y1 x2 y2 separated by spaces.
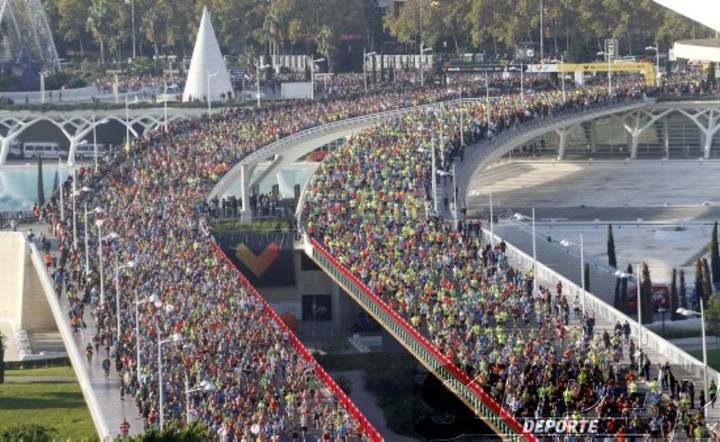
182 6 233 102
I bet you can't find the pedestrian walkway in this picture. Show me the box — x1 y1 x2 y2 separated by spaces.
24 224 143 438
4 376 77 383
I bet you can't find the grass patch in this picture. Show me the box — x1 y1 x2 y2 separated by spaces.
0 381 95 440
6 366 77 378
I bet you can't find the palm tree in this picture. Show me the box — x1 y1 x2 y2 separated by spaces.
86 0 111 64
262 12 283 57
316 25 334 71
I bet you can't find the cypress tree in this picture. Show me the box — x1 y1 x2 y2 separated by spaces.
607 224 617 268
36 156 45 206
695 259 705 309
670 268 680 320
614 276 622 310
584 262 590 292
702 258 713 300
680 269 688 309
641 263 654 324
712 221 720 285
621 275 629 313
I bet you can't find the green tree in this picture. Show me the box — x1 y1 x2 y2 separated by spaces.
640 262 653 325
607 224 617 268
52 169 59 196
0 424 55 441
670 268 680 321
86 0 112 64
316 25 335 71
695 259 705 309
56 0 91 57
680 269 688 309
703 258 713 300
614 275 622 311
705 295 720 340
0 331 5 383
37 156 45 206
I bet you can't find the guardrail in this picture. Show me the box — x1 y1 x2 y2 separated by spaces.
209 97 485 200
209 240 383 442
305 235 536 442
481 228 720 388
27 240 111 440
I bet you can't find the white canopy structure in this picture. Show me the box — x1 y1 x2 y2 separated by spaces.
652 0 720 62
182 6 233 103
0 0 60 69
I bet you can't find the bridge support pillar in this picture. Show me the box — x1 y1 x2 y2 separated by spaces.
590 121 598 153
630 133 641 159
239 164 253 223
664 118 670 159
0 136 13 165
556 128 569 160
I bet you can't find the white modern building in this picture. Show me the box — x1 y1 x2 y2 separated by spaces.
182 6 233 102
653 0 720 62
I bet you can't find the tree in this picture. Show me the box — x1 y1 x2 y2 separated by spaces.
695 259 705 309
52 169 59 196
0 424 55 441
584 262 590 293
131 420 212 441
86 0 112 64
705 295 720 340
56 0 91 57
670 268 681 320
640 262 654 325
620 274 629 313
0 332 5 384
712 221 720 286
680 269 688 309
37 156 45 206
316 25 335 71
703 258 713 300
614 275 622 311
607 224 617 268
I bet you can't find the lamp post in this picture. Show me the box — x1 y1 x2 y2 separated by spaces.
185 377 215 424
677 305 708 418
158 329 182 430
125 97 131 152
363 50 377 94
95 219 118 306
58 157 64 222
310 57 325 100
532 207 537 292
419 46 432 87
114 259 136 344
207 72 219 115
645 45 661 87
163 83 168 133
256 60 271 107
448 88 465 146
71 168 77 249
560 54 566 103
437 165 458 229
560 234 587 315
84 204 101 277
489 190 494 248
539 0 544 62
134 293 161 385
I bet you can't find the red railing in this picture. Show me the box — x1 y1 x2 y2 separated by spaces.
309 237 536 441
210 241 383 442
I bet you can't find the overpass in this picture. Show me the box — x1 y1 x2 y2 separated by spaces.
0 106 209 165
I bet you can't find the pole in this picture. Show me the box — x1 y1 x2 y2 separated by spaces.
125 97 130 151
485 73 491 125
311 59 315 100
532 207 537 292
131 0 136 59
489 190 494 248
701 298 709 418
608 53 612 95
520 62 525 106
363 49 368 94
431 136 437 214
92 115 98 172
164 83 168 133
420 40 424 87
115 264 121 344
72 167 77 250
637 263 642 349
539 0 544 62
135 297 141 384
452 164 457 229
158 334 164 430
655 45 660 88
83 203 89 277
185 375 191 425
98 223 104 306
561 55 566 103
58 158 64 222
40 72 46 104
580 233 585 315
256 60 261 107
459 88 465 146
207 72 212 115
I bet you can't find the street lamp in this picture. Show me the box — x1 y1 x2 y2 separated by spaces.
597 50 612 95
419 46 433 87
616 264 643 349
125 97 131 154
448 88 465 146
560 234 586 314
134 293 162 385
437 166 458 229
158 330 183 430
645 45 661 87
256 60 272 107
310 57 325 100
677 305 708 418
363 50 377 94
185 378 215 424
84 204 101 277
95 218 118 306
114 259 136 344
207 72 219 115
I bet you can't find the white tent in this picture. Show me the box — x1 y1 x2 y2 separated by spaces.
182 6 233 103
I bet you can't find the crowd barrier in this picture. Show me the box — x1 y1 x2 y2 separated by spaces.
210 241 383 442
482 228 720 386
305 235 536 442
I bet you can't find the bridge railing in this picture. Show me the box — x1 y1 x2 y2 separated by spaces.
209 240 383 442
305 235 536 442
482 228 720 387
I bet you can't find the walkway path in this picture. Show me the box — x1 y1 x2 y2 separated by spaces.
4 376 77 383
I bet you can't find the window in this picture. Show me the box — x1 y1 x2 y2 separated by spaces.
302 295 331 321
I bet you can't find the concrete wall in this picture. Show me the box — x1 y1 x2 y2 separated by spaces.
0 232 24 326
0 232 56 332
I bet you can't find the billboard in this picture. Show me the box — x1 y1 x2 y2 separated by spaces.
215 231 296 287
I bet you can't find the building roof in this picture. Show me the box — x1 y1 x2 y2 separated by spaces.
653 0 720 33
